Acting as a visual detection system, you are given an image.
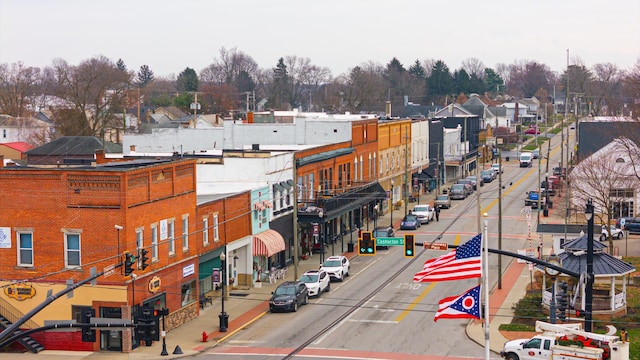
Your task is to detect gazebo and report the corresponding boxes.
[538,233,636,316]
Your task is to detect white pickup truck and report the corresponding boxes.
[500,321,629,360]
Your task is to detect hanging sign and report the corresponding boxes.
[5,283,36,301]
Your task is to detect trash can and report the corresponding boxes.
[543,207,549,217]
[548,200,553,209]
[347,242,354,252]
[505,156,510,162]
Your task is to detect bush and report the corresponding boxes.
[512,293,546,326]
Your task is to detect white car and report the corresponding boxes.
[412,204,435,224]
[320,255,350,282]
[600,225,624,241]
[299,269,330,296]
[491,163,504,174]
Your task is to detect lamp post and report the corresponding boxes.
[390,180,394,229]
[318,210,324,265]
[373,204,379,230]
[218,252,229,332]
[584,198,595,332]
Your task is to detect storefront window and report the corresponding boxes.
[181,280,196,307]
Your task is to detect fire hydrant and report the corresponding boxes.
[202,331,208,342]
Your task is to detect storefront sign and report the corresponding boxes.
[183,263,195,277]
[148,276,161,293]
[212,268,220,283]
[4,283,35,300]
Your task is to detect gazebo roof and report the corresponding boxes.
[535,233,636,277]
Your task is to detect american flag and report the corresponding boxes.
[413,233,482,282]
[434,285,481,322]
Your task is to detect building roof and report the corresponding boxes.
[26,136,122,156]
[0,141,34,152]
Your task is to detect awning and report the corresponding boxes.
[253,229,286,257]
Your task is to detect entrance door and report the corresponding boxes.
[99,307,122,351]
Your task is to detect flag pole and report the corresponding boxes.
[482,212,490,360]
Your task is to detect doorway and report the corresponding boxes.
[99,307,122,351]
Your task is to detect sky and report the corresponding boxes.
[1,0,639,79]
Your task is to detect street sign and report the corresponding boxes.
[426,242,448,250]
[103,264,115,278]
[375,237,404,246]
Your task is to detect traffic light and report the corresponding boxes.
[575,309,588,318]
[81,308,96,342]
[358,231,376,256]
[557,281,568,320]
[139,248,150,271]
[136,306,160,346]
[404,234,415,258]
[124,252,135,276]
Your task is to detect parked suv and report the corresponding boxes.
[449,184,468,200]
[412,204,435,224]
[457,179,474,194]
[320,256,350,282]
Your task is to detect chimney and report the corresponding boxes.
[95,149,106,164]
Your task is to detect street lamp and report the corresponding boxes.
[373,204,379,230]
[318,210,324,265]
[390,180,394,229]
[584,198,595,332]
[218,252,229,332]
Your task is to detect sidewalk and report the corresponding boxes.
[21,179,525,360]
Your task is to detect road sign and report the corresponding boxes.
[426,242,448,250]
[375,237,404,246]
[103,264,115,278]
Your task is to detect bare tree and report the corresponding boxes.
[47,56,131,138]
[622,58,640,119]
[0,62,43,117]
[590,63,623,116]
[461,57,485,79]
[570,139,637,253]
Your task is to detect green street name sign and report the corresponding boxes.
[375,237,404,246]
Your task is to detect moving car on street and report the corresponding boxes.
[372,226,394,249]
[449,184,468,200]
[269,281,309,312]
[491,163,504,174]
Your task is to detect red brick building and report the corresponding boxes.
[0,157,239,353]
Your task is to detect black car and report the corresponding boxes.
[269,281,308,312]
[372,226,394,249]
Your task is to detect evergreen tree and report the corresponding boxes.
[484,68,504,93]
[136,65,155,88]
[177,67,199,92]
[268,58,290,109]
[116,58,127,72]
[453,69,471,95]
[428,60,454,101]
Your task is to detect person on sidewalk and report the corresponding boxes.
[435,206,440,222]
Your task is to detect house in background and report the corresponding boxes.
[0,115,54,145]
[0,141,34,161]
[25,136,122,165]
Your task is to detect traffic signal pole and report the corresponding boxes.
[0,262,123,344]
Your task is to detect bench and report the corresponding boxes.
[199,294,213,309]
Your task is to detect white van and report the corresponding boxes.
[519,152,532,167]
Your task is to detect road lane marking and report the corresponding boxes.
[394,282,437,322]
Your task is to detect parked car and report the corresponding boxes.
[480,170,494,183]
[434,194,451,209]
[625,219,640,234]
[400,214,421,230]
[465,176,480,189]
[449,184,468,200]
[491,163,504,174]
[412,204,435,224]
[457,179,474,194]
[525,127,540,134]
[269,281,309,312]
[600,225,624,241]
[541,179,555,196]
[616,216,637,230]
[553,166,567,178]
[372,226,394,249]
[320,255,350,281]
[299,269,330,297]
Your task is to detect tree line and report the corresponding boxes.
[1,47,639,141]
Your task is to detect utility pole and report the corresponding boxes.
[404,131,409,216]
[498,150,503,289]
[436,144,440,195]
[292,155,299,280]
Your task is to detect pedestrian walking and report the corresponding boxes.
[435,206,440,222]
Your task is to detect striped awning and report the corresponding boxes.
[253,229,286,257]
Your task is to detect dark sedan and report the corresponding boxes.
[269,281,308,312]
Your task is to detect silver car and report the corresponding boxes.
[449,184,467,200]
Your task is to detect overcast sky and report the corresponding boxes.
[1,0,639,79]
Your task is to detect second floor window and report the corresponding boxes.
[17,232,33,267]
[168,221,175,255]
[151,225,159,260]
[182,216,189,250]
[203,217,209,246]
[213,214,219,242]
[65,233,81,268]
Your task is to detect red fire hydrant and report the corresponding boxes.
[202,331,208,342]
